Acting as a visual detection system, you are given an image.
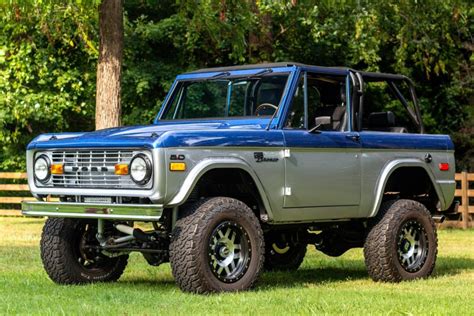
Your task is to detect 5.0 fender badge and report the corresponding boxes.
[170,154,185,160]
[254,152,279,163]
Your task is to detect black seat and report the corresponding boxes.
[313,106,346,131]
[332,106,346,131]
[312,84,347,131]
[368,111,407,133]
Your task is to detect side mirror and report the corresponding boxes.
[308,116,331,133]
[315,116,331,127]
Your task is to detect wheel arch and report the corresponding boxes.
[369,159,446,217]
[167,157,274,220]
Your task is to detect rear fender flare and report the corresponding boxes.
[369,158,445,217]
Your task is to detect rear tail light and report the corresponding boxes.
[438,163,449,171]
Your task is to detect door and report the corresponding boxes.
[281,71,361,220]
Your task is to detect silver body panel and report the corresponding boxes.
[284,149,362,208]
[24,142,455,224]
[161,146,454,223]
[359,149,455,217]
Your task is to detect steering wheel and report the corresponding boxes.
[254,103,278,116]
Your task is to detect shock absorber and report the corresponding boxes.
[96,219,106,245]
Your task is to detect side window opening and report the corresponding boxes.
[285,72,348,131]
[360,80,419,133]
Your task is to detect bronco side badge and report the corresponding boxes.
[254,152,279,163]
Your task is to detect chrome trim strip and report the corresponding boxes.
[22,201,163,221]
[436,180,455,184]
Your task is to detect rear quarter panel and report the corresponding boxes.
[359,132,455,218]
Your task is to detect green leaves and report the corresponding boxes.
[0,0,472,171]
[0,2,98,170]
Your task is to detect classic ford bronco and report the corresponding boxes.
[22,63,455,293]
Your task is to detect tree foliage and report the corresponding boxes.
[0,0,472,170]
[0,3,98,170]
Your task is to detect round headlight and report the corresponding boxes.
[130,154,152,185]
[34,155,51,183]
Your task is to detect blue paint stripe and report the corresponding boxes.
[283,131,360,149]
[159,131,285,147]
[359,132,451,150]
[27,128,452,151]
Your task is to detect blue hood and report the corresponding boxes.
[27,119,285,150]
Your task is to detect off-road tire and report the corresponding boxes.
[364,199,437,282]
[41,218,128,284]
[169,197,265,293]
[264,236,306,271]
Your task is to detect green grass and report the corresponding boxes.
[1,218,473,315]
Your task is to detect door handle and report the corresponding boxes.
[346,134,360,142]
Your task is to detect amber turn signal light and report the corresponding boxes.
[114,164,129,175]
[50,164,64,175]
[170,162,186,171]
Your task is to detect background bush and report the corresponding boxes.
[0,0,472,171]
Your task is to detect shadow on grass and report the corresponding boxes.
[118,263,366,292]
[260,266,367,288]
[119,278,176,288]
[257,255,474,289]
[110,255,474,291]
[3,241,472,293]
[434,256,474,277]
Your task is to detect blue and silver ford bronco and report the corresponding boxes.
[23,63,456,293]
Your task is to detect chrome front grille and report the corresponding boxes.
[50,150,149,189]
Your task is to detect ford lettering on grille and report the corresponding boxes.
[50,150,151,189]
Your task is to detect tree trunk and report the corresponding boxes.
[95,0,123,130]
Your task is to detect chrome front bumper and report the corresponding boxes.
[21,201,163,221]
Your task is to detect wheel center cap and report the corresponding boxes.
[219,246,230,257]
[402,239,411,252]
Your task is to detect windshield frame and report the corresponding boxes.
[155,67,297,125]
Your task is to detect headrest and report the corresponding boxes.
[340,86,346,103]
[368,111,396,128]
[332,106,346,120]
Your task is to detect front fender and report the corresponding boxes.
[166,157,274,220]
[369,158,448,217]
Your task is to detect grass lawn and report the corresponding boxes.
[0,217,473,315]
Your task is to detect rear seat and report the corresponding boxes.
[368,111,407,133]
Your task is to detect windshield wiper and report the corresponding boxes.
[247,68,273,79]
[208,69,272,81]
[209,71,231,80]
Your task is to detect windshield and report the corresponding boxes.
[161,73,289,120]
